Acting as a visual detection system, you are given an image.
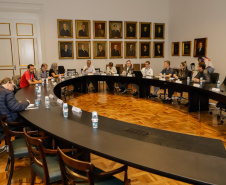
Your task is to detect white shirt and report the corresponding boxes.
[141,67,153,76]
[203,58,214,69]
[83,65,96,74]
[106,66,117,74]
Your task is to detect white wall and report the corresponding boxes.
[168,0,226,81]
[40,0,170,75]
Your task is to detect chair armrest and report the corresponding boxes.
[6,121,27,126]
[9,130,40,137]
[43,147,78,154]
[94,165,127,179]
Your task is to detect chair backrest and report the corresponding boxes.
[23,128,50,183]
[58,66,65,74]
[190,63,195,70]
[46,70,49,77]
[141,63,145,69]
[116,64,123,74]
[188,70,192,78]
[12,75,21,90]
[57,147,94,185]
[95,68,100,73]
[210,73,219,84]
[133,64,140,71]
[223,77,226,86]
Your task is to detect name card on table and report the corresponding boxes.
[71,76,75,78]
[79,74,83,76]
[57,99,63,104]
[72,106,82,113]
[88,73,93,75]
[175,80,182,84]
[212,88,220,92]
[52,82,57,86]
[101,73,107,76]
[114,74,119,76]
[127,74,132,77]
[159,78,166,81]
[193,84,201,87]
[49,94,54,99]
[146,76,152,79]
[169,77,174,81]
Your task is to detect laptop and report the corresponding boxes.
[133,71,142,78]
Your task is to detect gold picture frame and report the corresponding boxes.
[93,41,107,59]
[57,19,73,38]
[139,22,152,39]
[93,21,107,39]
[76,20,91,39]
[172,42,180,56]
[16,23,33,36]
[125,21,137,39]
[153,42,164,58]
[0,38,13,67]
[0,23,11,36]
[125,41,137,59]
[76,41,91,59]
[139,42,151,58]
[194,38,207,57]
[154,23,165,39]
[58,41,74,59]
[109,21,122,39]
[109,41,123,59]
[182,41,191,56]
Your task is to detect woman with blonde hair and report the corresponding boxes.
[49,63,61,78]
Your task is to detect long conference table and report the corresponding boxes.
[16,74,226,185]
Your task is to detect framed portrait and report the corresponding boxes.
[57,19,73,38]
[58,41,74,59]
[109,41,123,59]
[139,42,151,58]
[93,21,107,39]
[172,42,180,56]
[153,42,164,58]
[75,20,91,39]
[154,23,165,39]
[194,38,207,57]
[125,21,137,39]
[76,41,91,59]
[125,41,137,58]
[93,41,107,59]
[109,21,122,39]
[182,41,191,56]
[139,22,151,39]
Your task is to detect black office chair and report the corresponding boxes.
[58,66,65,74]
[210,73,219,83]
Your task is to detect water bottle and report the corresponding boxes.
[163,73,166,79]
[64,71,67,79]
[159,73,162,79]
[63,103,68,118]
[35,99,40,107]
[92,111,98,128]
[46,78,48,84]
[51,78,55,83]
[59,74,61,80]
[37,90,41,101]
[217,80,221,88]
[42,79,45,86]
[38,84,41,91]
[187,76,190,84]
[200,77,203,86]
[45,96,50,109]
[35,84,39,95]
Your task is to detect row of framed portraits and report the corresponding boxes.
[172,38,207,57]
[58,19,165,39]
[59,41,165,59]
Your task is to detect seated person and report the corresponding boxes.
[150,60,174,98]
[163,61,189,103]
[133,61,153,96]
[0,77,30,132]
[198,57,214,74]
[20,64,41,88]
[119,60,134,94]
[35,63,52,80]
[83,60,98,92]
[193,62,210,83]
[49,62,63,78]
[106,62,117,91]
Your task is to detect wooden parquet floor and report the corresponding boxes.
[1,84,226,185]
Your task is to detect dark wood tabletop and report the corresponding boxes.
[16,75,226,185]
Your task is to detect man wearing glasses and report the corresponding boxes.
[0,77,30,123]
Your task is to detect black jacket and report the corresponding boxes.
[0,85,29,122]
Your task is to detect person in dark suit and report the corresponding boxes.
[111,45,120,56]
[61,44,72,57]
[111,24,120,37]
[79,44,89,57]
[127,44,135,56]
[155,44,162,56]
[60,23,70,36]
[79,24,88,37]
[127,25,135,37]
[141,45,149,56]
[95,24,105,37]
[97,44,105,57]
[141,26,150,38]
[196,42,205,56]
[155,26,163,38]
